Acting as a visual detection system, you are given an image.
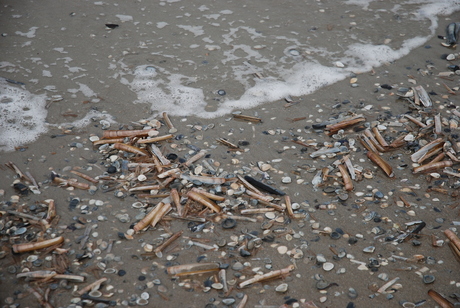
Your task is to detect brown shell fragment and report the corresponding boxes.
[366,151,394,178]
[13,236,64,253]
[338,164,353,191]
[167,262,220,276]
[114,143,149,156]
[427,289,454,308]
[413,160,453,174]
[325,116,365,135]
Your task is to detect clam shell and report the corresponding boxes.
[423,275,435,284]
[323,262,334,271]
[277,246,288,255]
[363,246,375,253]
[88,290,102,298]
[275,283,288,293]
[136,298,149,306]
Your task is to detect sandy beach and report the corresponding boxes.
[2,1,460,307]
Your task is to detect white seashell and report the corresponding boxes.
[282,176,292,184]
[258,162,272,172]
[27,255,39,262]
[143,244,153,252]
[137,174,147,181]
[265,212,276,220]
[275,283,288,293]
[404,134,415,141]
[335,61,345,68]
[136,298,149,306]
[323,262,334,271]
[89,290,102,298]
[277,246,288,254]
[275,216,285,223]
[140,292,150,300]
[363,246,375,253]
[132,202,146,208]
[211,283,224,290]
[104,268,117,274]
[194,165,203,175]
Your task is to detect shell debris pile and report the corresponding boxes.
[3,35,460,308]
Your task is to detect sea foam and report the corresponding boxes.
[124,0,460,119]
[0,79,48,152]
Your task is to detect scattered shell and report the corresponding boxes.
[275,283,289,293]
[281,176,292,184]
[323,262,334,271]
[137,174,147,181]
[447,54,456,61]
[316,280,330,290]
[277,246,288,254]
[212,283,224,290]
[316,254,327,263]
[89,290,102,298]
[363,246,375,253]
[423,275,435,284]
[222,298,236,306]
[348,287,358,299]
[136,298,149,306]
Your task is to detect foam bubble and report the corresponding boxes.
[343,36,428,71]
[127,62,348,119]
[0,80,48,152]
[53,109,116,129]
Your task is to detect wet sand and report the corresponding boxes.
[2,1,460,308]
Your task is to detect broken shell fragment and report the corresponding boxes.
[13,236,64,253]
[238,265,294,288]
[167,262,220,276]
[423,275,435,284]
[363,246,375,253]
[367,151,394,177]
[275,283,289,293]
